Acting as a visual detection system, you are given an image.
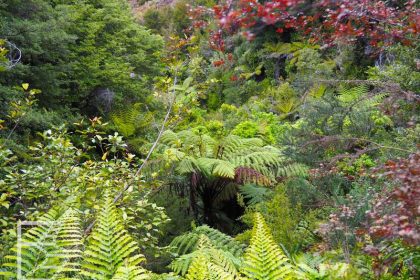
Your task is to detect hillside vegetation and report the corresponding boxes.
[0,0,419,279]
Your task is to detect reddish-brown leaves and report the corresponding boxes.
[367,153,420,245]
[190,0,419,54]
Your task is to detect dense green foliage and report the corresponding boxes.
[0,0,419,279]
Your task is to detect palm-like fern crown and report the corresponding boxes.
[162,130,307,185]
[81,192,146,280]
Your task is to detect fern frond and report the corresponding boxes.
[173,235,241,279]
[241,213,296,280]
[235,167,271,186]
[1,208,83,279]
[176,156,199,174]
[51,208,83,279]
[111,258,150,280]
[170,225,245,257]
[337,85,368,104]
[233,151,282,170]
[81,192,145,280]
[196,158,236,178]
[184,253,209,280]
[111,103,144,137]
[239,184,272,205]
[161,130,181,147]
[276,163,308,178]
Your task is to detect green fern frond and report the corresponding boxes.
[196,158,236,178]
[208,261,242,280]
[173,235,241,279]
[233,150,282,168]
[239,184,272,206]
[111,258,151,280]
[110,103,143,137]
[1,208,83,279]
[176,156,199,174]
[184,253,209,280]
[170,225,246,257]
[81,192,145,280]
[276,163,308,178]
[337,85,368,104]
[161,130,181,147]
[220,135,264,156]
[50,208,83,279]
[241,213,296,280]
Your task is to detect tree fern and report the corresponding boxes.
[163,129,291,185]
[241,213,296,280]
[160,130,307,226]
[81,192,145,280]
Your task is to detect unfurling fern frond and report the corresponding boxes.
[241,213,296,280]
[170,225,245,257]
[81,192,146,280]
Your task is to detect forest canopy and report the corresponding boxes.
[0,0,419,279]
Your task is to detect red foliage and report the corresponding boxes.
[235,166,271,186]
[213,59,225,67]
[230,74,238,81]
[191,0,419,52]
[367,153,420,245]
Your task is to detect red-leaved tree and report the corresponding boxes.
[189,0,419,52]
[367,153,420,245]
